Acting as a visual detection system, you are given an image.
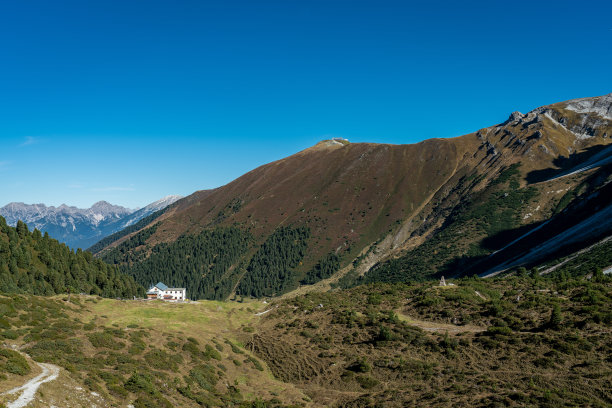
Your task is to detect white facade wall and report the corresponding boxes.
[148,286,186,300]
[162,288,186,300]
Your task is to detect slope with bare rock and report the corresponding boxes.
[92,93,612,299]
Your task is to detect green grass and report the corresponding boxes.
[90,299,257,334]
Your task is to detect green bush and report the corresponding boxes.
[134,394,173,408]
[88,331,125,350]
[107,384,129,398]
[182,340,201,360]
[25,338,82,364]
[355,375,379,389]
[187,364,219,391]
[225,339,245,355]
[246,356,264,371]
[367,294,382,305]
[0,317,11,329]
[124,372,157,395]
[376,325,394,342]
[486,326,513,337]
[144,349,178,371]
[204,344,222,361]
[548,305,563,329]
[0,349,30,375]
[347,359,371,373]
[128,341,146,355]
[1,330,19,340]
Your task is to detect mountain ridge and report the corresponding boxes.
[94,92,612,299]
[0,195,182,250]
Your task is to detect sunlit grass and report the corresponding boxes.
[89,299,261,335]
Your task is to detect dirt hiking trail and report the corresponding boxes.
[3,361,60,408]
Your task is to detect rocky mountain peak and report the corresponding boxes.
[564,92,612,120]
[90,200,130,213]
[493,93,612,149]
[0,197,179,249]
[505,111,524,124]
[91,200,111,209]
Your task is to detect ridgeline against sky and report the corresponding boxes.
[1,0,611,208]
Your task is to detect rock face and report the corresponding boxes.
[0,196,182,249]
[565,93,612,120]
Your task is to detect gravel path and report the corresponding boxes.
[3,361,60,408]
[255,306,277,316]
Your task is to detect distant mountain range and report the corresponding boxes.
[91,92,612,300]
[0,195,182,249]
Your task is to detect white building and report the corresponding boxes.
[146,282,186,301]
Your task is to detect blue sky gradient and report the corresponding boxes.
[1,0,611,208]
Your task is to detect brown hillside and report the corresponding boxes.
[95,93,612,295]
[134,137,483,269]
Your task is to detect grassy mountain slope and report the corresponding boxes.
[249,274,611,407]
[0,272,609,407]
[0,295,308,407]
[93,93,612,299]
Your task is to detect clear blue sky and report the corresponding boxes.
[1,0,611,209]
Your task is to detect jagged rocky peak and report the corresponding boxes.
[564,92,612,120]
[501,93,612,130]
[507,111,524,123]
[0,196,179,249]
[90,200,131,213]
[493,93,612,145]
[502,110,545,129]
[91,200,111,209]
[57,203,86,214]
[547,93,612,140]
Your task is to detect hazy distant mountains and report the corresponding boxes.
[116,195,183,229]
[0,195,182,249]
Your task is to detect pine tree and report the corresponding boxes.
[16,220,29,238]
[549,304,563,329]
[0,220,143,297]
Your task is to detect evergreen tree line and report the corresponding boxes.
[237,226,311,298]
[106,223,346,300]
[114,227,251,300]
[300,252,341,285]
[100,223,161,265]
[0,216,143,297]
